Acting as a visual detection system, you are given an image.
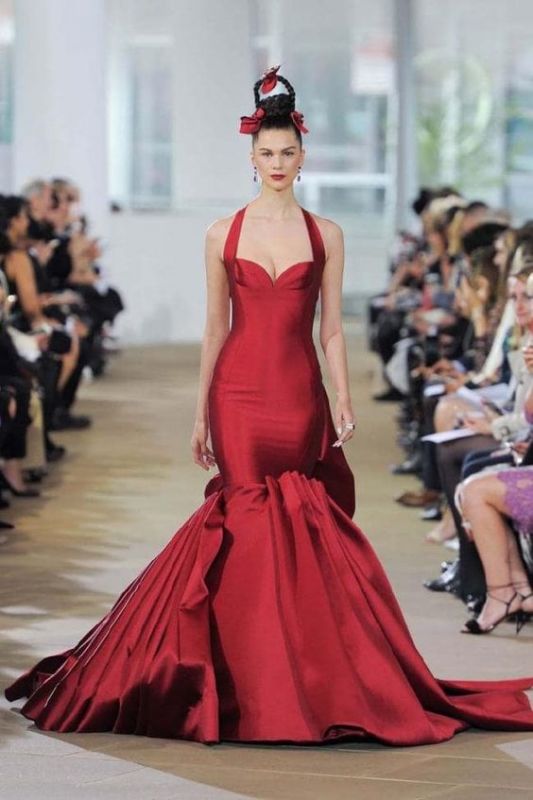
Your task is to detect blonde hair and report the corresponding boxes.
[508,265,533,346]
[21,179,48,199]
[447,209,465,257]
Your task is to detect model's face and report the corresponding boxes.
[251,128,304,190]
[508,276,530,327]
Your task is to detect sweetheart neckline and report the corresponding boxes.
[235,258,314,287]
[233,203,317,288]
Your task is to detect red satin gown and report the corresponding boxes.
[5,204,533,745]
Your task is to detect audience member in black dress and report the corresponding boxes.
[0,194,93,433]
[0,175,124,543]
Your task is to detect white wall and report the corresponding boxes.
[13,0,109,239]
[0,142,11,189]
[108,0,253,211]
[108,209,219,344]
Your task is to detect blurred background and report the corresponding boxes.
[0,0,532,343]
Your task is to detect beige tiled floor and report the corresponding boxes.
[0,338,532,800]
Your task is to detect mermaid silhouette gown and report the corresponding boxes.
[5,205,533,745]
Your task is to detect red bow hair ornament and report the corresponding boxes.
[239,107,266,135]
[239,107,309,135]
[260,64,281,94]
[290,110,309,134]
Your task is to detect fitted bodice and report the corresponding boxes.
[206,203,353,495]
[211,204,326,393]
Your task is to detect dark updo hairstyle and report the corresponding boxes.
[251,72,302,147]
[0,194,28,222]
[0,194,28,255]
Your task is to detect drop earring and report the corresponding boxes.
[253,166,258,183]
[297,166,302,182]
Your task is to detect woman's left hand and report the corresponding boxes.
[333,397,357,447]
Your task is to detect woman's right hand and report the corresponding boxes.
[191,419,217,471]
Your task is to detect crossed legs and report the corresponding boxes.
[458,474,533,631]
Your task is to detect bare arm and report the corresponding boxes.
[191,219,231,470]
[318,220,357,444]
[525,383,533,424]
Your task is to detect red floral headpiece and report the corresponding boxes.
[260,64,281,94]
[239,65,309,135]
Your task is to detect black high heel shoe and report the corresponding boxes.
[0,472,40,498]
[461,583,523,635]
[514,583,533,634]
[23,468,45,483]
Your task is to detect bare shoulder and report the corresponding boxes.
[205,210,241,260]
[6,248,28,264]
[5,248,31,273]
[205,210,240,242]
[306,212,344,259]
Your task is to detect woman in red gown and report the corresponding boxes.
[5,67,533,746]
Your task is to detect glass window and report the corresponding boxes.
[0,0,14,145]
[0,44,13,144]
[504,47,533,219]
[128,45,173,209]
[414,0,533,220]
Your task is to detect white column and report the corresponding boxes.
[171,0,254,209]
[13,0,108,238]
[394,0,418,230]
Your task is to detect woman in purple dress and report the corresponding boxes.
[457,274,533,634]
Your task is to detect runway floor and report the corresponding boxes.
[1,333,532,799]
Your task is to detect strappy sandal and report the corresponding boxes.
[513,581,533,633]
[461,582,524,635]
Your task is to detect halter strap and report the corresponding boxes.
[222,204,326,270]
[302,208,326,268]
[223,206,247,268]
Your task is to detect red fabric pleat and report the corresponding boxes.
[6,470,533,745]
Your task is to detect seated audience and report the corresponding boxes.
[369,184,533,631]
[0,176,124,538]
